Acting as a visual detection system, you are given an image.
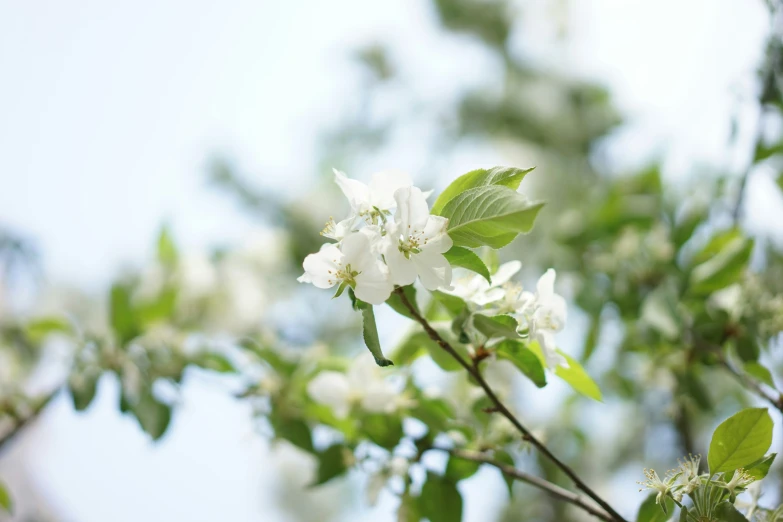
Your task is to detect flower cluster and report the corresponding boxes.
[298,170,454,304]
[446,261,568,369]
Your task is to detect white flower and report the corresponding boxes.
[445,261,522,307]
[306,355,402,418]
[298,231,393,305]
[382,186,453,290]
[518,269,568,370]
[333,169,412,225]
[638,468,681,505]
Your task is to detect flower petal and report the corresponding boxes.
[421,215,453,254]
[341,231,376,273]
[369,170,412,210]
[536,268,556,302]
[383,242,418,287]
[334,168,371,213]
[355,262,393,304]
[307,371,352,418]
[412,251,452,290]
[301,243,343,288]
[491,261,522,287]
[394,186,431,232]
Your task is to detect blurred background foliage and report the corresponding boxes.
[2,0,783,521]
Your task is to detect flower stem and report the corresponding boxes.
[392,287,628,522]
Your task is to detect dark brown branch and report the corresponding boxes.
[437,447,615,522]
[393,287,628,522]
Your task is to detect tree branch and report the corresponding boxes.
[0,390,59,455]
[719,356,783,413]
[436,446,615,522]
[393,287,628,522]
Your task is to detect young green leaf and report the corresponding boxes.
[0,480,12,514]
[473,314,521,339]
[419,472,463,522]
[430,291,468,318]
[385,285,419,320]
[432,166,535,215]
[110,283,139,345]
[708,408,773,474]
[273,417,315,454]
[689,236,753,295]
[133,389,173,441]
[311,444,350,486]
[445,456,480,482]
[362,414,404,450]
[440,185,544,248]
[743,362,775,388]
[495,340,546,388]
[528,342,602,401]
[157,225,179,268]
[744,453,776,481]
[713,501,749,522]
[68,371,101,411]
[636,493,673,522]
[356,300,394,367]
[443,246,492,283]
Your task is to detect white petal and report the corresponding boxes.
[383,242,418,287]
[536,268,556,302]
[355,262,393,304]
[413,252,452,290]
[421,215,453,254]
[322,215,358,241]
[491,261,522,287]
[369,170,412,210]
[301,243,343,289]
[361,381,398,413]
[394,186,431,232]
[534,331,567,370]
[333,168,371,213]
[472,286,505,306]
[307,371,351,417]
[341,231,376,273]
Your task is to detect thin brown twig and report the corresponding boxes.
[393,287,628,522]
[0,390,59,455]
[719,356,783,413]
[436,447,615,522]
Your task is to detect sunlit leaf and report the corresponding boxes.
[431,166,534,215]
[708,408,773,474]
[443,246,491,283]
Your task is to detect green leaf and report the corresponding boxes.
[68,371,101,411]
[441,185,544,249]
[708,408,773,474]
[430,291,467,318]
[743,362,775,388]
[495,340,547,388]
[157,225,179,268]
[636,493,674,522]
[445,456,480,482]
[356,300,394,367]
[273,417,315,454]
[409,396,455,432]
[473,314,520,339]
[713,501,749,522]
[528,342,602,401]
[679,506,689,522]
[744,453,776,481]
[110,283,139,345]
[0,480,12,514]
[195,352,236,373]
[311,444,349,486]
[777,173,783,192]
[385,285,419,320]
[133,389,173,441]
[362,414,403,450]
[396,329,469,372]
[689,235,753,295]
[443,246,492,283]
[494,450,515,497]
[432,166,535,215]
[25,316,73,343]
[419,472,463,522]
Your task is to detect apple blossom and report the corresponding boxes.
[382,186,453,290]
[298,231,393,305]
